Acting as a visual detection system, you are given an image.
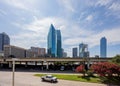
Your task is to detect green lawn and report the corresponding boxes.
[34,74,101,83]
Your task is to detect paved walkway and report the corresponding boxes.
[0,71,117,86]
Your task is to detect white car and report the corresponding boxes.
[41,75,58,83]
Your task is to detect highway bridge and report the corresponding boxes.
[0,57,112,70]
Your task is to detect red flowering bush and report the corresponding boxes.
[75,65,86,76]
[91,62,120,77]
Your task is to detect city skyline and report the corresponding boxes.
[0,0,120,57]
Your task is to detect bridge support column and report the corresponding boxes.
[9,62,12,68]
[25,62,28,67]
[46,61,49,70]
[35,62,37,65]
[41,61,43,70]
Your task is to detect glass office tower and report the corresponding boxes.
[100,37,107,58]
[0,32,10,51]
[47,24,62,57]
[47,24,56,57]
[79,43,89,58]
[56,30,62,57]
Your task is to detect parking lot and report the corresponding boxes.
[0,71,110,86]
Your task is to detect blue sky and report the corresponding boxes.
[0,0,120,57]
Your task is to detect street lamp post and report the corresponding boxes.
[12,58,18,86]
[12,59,15,86]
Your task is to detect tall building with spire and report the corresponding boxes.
[47,24,62,57]
[100,37,107,58]
[0,32,10,51]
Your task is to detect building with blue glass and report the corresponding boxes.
[56,30,62,57]
[0,32,10,52]
[79,43,89,58]
[47,24,56,57]
[100,37,107,58]
[47,24,62,57]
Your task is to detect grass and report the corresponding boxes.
[99,76,120,85]
[34,74,101,83]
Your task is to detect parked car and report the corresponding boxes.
[41,75,58,83]
[60,66,64,71]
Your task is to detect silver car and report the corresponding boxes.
[41,75,58,83]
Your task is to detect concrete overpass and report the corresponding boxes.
[0,57,112,70]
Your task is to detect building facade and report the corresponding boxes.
[100,37,107,58]
[47,24,62,57]
[25,50,38,58]
[4,45,26,58]
[4,45,37,58]
[39,48,46,56]
[0,32,10,51]
[63,52,67,57]
[30,47,46,57]
[79,43,89,58]
[72,47,78,57]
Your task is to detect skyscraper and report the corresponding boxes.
[47,24,62,57]
[100,37,107,57]
[56,30,62,57]
[79,43,89,58]
[47,24,56,57]
[72,47,78,57]
[0,32,10,51]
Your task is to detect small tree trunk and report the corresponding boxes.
[83,71,85,77]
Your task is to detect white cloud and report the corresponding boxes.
[11,17,67,49]
[64,28,120,48]
[95,0,120,18]
[96,0,112,6]
[109,2,120,12]
[58,0,75,12]
[85,15,93,21]
[10,32,43,48]
[1,0,39,12]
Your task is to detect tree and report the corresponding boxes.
[111,55,120,65]
[75,65,86,77]
[91,62,120,77]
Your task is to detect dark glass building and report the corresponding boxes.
[47,24,62,57]
[72,47,78,57]
[56,30,62,57]
[100,37,107,58]
[0,32,10,51]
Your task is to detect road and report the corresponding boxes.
[0,71,116,86]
